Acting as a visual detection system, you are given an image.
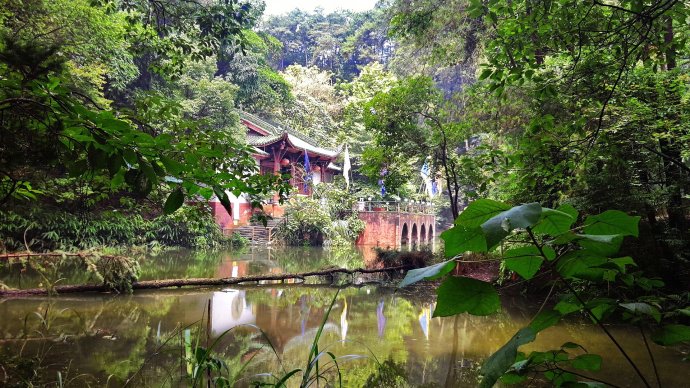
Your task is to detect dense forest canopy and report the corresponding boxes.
[2,0,688,270]
[1,0,690,387]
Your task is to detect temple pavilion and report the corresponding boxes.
[211,112,342,230]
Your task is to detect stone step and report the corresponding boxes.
[250,218,284,228]
[227,218,283,245]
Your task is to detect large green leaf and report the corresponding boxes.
[399,259,457,288]
[503,245,555,281]
[98,117,131,133]
[163,187,184,215]
[123,149,138,166]
[480,327,537,388]
[505,245,555,260]
[161,155,185,175]
[481,203,542,249]
[609,257,636,272]
[139,158,158,183]
[586,298,617,321]
[571,354,602,371]
[532,204,578,236]
[583,210,640,237]
[433,276,500,317]
[505,256,543,280]
[529,310,562,333]
[441,225,487,257]
[651,325,690,346]
[556,251,607,280]
[620,302,661,323]
[213,186,232,214]
[576,234,623,256]
[555,298,582,316]
[455,199,511,227]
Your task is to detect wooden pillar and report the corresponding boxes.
[271,146,281,203]
[272,146,281,174]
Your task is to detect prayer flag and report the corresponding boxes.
[343,144,351,189]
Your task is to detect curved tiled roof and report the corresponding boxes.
[241,112,342,159]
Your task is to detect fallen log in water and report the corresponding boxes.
[0,265,410,297]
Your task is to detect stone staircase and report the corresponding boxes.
[228,217,284,246]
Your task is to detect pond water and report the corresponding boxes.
[0,248,687,387]
[0,246,375,289]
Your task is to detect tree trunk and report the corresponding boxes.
[0,266,411,297]
[660,16,685,232]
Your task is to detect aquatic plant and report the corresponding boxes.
[251,289,371,388]
[84,253,140,293]
[0,298,98,387]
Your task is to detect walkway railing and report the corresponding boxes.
[354,200,435,215]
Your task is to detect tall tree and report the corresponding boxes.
[0,0,287,213]
[363,76,501,218]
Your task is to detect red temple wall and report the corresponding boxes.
[211,202,232,230]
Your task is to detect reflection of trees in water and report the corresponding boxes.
[0,254,109,289]
[269,246,365,273]
[236,287,420,386]
[5,287,682,387]
[138,249,225,280]
[137,246,368,282]
[0,294,182,385]
[0,288,527,387]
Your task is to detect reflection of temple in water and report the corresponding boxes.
[210,290,256,336]
[209,289,340,354]
[214,257,283,279]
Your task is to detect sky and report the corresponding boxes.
[262,0,378,16]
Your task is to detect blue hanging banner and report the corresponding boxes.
[379,167,388,197]
[303,149,312,192]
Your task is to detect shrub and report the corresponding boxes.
[275,190,367,246]
[0,204,229,251]
[275,196,331,246]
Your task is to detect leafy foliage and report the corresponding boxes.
[0,0,289,218]
[275,186,365,247]
[260,8,394,81]
[401,199,690,386]
[0,205,233,251]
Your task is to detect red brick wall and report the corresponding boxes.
[356,212,400,247]
[356,211,436,248]
[266,204,286,218]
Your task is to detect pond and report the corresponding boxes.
[0,248,687,387]
[0,246,376,289]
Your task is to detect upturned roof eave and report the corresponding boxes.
[241,111,341,159]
